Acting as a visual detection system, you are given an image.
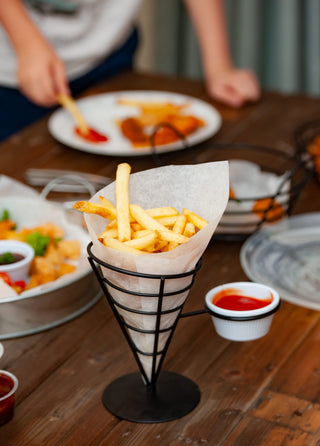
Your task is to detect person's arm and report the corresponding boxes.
[0,0,69,106]
[183,0,260,107]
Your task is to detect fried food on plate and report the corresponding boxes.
[307,135,320,179]
[252,198,284,222]
[0,212,81,293]
[118,99,205,148]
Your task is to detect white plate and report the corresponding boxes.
[48,90,221,156]
[240,213,320,310]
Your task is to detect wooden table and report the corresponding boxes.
[1,72,320,445]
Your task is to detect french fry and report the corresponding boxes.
[143,244,156,253]
[100,195,134,223]
[132,229,155,239]
[99,196,117,217]
[154,240,169,252]
[57,94,89,135]
[168,214,187,250]
[172,214,187,234]
[116,163,131,242]
[130,222,144,232]
[105,219,118,229]
[183,222,196,238]
[130,204,169,232]
[157,230,189,244]
[124,231,158,250]
[146,207,179,218]
[98,228,118,241]
[183,208,208,230]
[130,205,189,244]
[102,237,144,255]
[153,216,177,227]
[73,201,115,220]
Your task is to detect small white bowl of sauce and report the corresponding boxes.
[0,369,19,425]
[0,240,34,283]
[205,282,280,341]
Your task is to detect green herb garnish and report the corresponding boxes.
[0,209,9,221]
[0,252,15,264]
[25,232,50,256]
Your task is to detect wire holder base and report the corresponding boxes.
[87,242,202,423]
[102,371,200,423]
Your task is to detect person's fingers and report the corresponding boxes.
[38,69,58,105]
[220,89,244,108]
[207,68,261,108]
[17,51,68,107]
[235,71,260,101]
[210,83,244,108]
[23,78,56,107]
[18,66,50,106]
[52,61,70,97]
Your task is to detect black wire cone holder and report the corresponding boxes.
[87,242,203,423]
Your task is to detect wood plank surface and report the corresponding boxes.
[0,71,319,445]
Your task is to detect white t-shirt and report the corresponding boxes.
[0,0,142,87]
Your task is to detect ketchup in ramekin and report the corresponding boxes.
[0,370,18,425]
[205,282,280,342]
[212,288,272,311]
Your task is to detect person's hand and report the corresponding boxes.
[16,37,70,107]
[207,68,260,108]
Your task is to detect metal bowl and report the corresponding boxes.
[0,270,101,339]
[0,193,101,339]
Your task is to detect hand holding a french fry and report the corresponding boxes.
[73,163,209,255]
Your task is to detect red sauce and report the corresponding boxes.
[75,127,108,143]
[212,288,272,311]
[0,372,16,426]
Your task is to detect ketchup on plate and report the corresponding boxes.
[212,288,272,311]
[75,127,108,143]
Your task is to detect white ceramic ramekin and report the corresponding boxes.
[205,282,280,342]
[0,240,34,283]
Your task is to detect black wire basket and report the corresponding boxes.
[87,242,203,423]
[294,120,320,183]
[202,143,312,240]
[148,126,311,241]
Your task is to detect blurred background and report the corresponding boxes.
[136,0,320,96]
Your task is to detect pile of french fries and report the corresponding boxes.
[73,163,208,255]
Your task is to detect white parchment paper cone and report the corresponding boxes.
[85,162,229,380]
